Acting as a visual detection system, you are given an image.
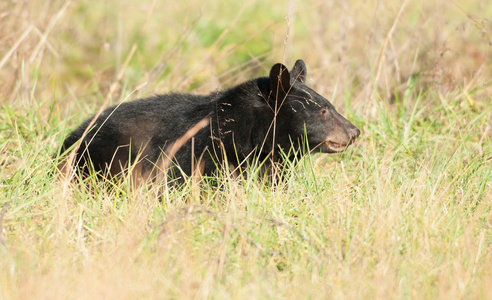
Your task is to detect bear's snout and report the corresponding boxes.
[321,120,360,153]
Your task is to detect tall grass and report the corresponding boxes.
[1,0,491,299]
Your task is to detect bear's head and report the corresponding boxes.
[268,59,360,154]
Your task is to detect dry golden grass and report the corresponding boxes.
[1,0,491,299]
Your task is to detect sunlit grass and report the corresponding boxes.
[1,0,491,299]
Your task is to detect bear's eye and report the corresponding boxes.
[320,106,329,115]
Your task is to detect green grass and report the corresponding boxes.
[1,0,491,299]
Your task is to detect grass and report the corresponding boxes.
[1,0,491,299]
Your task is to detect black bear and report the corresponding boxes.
[59,59,360,182]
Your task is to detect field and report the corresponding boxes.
[1,0,491,298]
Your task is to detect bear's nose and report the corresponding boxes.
[350,127,361,140]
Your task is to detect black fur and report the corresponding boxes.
[60,60,360,181]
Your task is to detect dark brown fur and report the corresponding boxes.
[59,60,360,183]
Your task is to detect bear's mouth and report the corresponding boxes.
[323,139,356,152]
[325,141,348,152]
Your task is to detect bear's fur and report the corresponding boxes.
[59,60,360,182]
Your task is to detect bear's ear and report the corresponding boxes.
[291,59,306,83]
[269,63,291,102]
